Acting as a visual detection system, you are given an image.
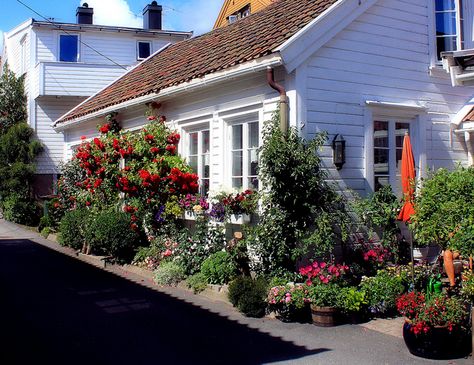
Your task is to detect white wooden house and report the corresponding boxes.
[53,0,474,198]
[1,3,191,195]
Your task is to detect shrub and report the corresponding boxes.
[228,276,268,317]
[40,227,51,239]
[2,194,40,226]
[186,273,208,294]
[84,209,144,263]
[38,215,54,232]
[58,208,89,250]
[154,262,186,286]
[359,270,405,316]
[201,251,237,285]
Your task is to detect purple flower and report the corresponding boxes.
[154,205,166,223]
[210,202,225,222]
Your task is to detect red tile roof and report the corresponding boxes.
[56,0,338,125]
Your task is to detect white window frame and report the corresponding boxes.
[224,111,261,191]
[58,34,80,63]
[430,0,464,65]
[364,102,427,195]
[137,41,152,61]
[183,125,211,196]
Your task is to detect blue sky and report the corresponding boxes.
[1,0,223,50]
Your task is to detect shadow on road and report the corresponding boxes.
[0,239,329,365]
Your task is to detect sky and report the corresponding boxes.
[0,0,223,51]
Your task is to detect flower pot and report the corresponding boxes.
[230,213,251,224]
[310,305,338,327]
[444,249,456,287]
[413,244,441,264]
[275,304,311,323]
[402,321,471,360]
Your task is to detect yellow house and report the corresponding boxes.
[213,0,274,29]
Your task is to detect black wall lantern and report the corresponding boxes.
[332,134,346,170]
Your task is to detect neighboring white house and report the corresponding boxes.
[1,2,191,195]
[53,0,474,198]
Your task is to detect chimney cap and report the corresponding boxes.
[82,2,89,7]
[151,1,158,5]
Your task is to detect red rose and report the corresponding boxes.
[99,124,110,134]
[147,116,157,121]
[150,147,160,154]
[166,145,176,155]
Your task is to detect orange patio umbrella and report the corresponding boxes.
[397,132,416,222]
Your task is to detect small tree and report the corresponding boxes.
[0,64,28,134]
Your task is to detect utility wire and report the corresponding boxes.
[16,0,127,70]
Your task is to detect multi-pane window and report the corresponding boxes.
[188,129,210,195]
[435,0,463,60]
[59,35,79,62]
[373,120,410,194]
[230,118,259,190]
[137,41,151,60]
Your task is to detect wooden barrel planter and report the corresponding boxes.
[402,321,471,360]
[311,305,338,327]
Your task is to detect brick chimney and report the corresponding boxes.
[77,3,93,25]
[143,1,162,30]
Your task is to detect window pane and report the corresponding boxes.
[189,156,198,173]
[374,149,389,174]
[232,125,243,150]
[201,179,210,196]
[374,121,388,147]
[248,122,259,148]
[396,148,403,170]
[232,178,243,189]
[138,42,151,59]
[436,0,455,11]
[249,177,259,190]
[202,154,210,178]
[248,149,258,176]
[60,35,78,62]
[436,13,457,36]
[395,122,410,148]
[375,176,390,191]
[437,36,457,56]
[202,130,210,154]
[232,151,243,176]
[189,132,198,155]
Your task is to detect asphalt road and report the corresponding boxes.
[0,220,471,365]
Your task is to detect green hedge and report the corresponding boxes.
[58,208,89,250]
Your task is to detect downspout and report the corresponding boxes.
[267,67,288,134]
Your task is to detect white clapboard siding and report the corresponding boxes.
[302,0,474,195]
[41,62,127,96]
[35,29,56,63]
[35,97,86,174]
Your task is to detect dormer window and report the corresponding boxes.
[435,0,463,60]
[137,41,151,60]
[227,4,251,25]
[59,34,79,62]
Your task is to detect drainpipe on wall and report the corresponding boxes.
[267,67,288,134]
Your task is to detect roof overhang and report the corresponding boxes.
[441,49,474,87]
[53,53,283,132]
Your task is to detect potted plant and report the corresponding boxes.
[338,286,368,323]
[267,284,311,323]
[300,261,349,326]
[411,166,474,286]
[396,292,470,359]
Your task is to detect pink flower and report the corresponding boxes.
[320,262,327,269]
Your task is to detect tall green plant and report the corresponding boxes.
[411,166,474,251]
[250,112,350,275]
[0,64,27,134]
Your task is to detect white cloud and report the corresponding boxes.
[80,0,142,28]
[162,0,222,35]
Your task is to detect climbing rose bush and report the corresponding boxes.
[66,117,199,226]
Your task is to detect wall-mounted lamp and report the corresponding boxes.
[332,134,346,170]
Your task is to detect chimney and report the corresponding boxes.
[77,3,93,25]
[143,1,162,30]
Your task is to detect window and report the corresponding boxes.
[187,129,210,195]
[59,35,79,62]
[228,4,251,24]
[373,120,410,194]
[229,117,259,190]
[435,0,463,60]
[137,41,151,60]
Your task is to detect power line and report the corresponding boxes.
[16,0,127,70]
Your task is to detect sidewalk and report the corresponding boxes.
[0,218,471,364]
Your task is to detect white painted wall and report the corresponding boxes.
[297,0,474,196]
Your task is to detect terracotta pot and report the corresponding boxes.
[444,249,455,286]
[402,321,470,359]
[310,305,338,327]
